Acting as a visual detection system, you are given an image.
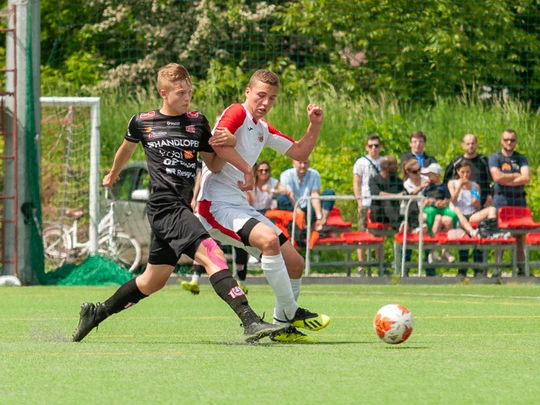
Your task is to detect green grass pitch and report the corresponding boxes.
[1,283,539,404]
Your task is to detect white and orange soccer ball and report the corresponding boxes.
[373,304,414,344]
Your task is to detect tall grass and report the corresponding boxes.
[97,90,540,215]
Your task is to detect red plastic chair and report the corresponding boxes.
[498,206,540,229]
[325,206,352,228]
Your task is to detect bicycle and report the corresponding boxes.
[42,195,142,273]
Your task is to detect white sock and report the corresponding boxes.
[290,277,301,301]
[191,273,200,283]
[261,254,298,322]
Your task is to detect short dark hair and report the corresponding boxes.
[366,134,380,145]
[410,131,426,142]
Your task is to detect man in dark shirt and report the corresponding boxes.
[489,129,530,274]
[443,134,492,276]
[400,130,438,170]
[71,63,286,343]
[369,156,406,231]
[444,134,492,207]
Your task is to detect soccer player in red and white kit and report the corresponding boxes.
[198,69,330,342]
[71,63,288,343]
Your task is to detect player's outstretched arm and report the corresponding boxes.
[103,140,138,188]
[285,103,324,161]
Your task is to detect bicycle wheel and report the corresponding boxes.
[99,232,142,273]
[42,227,71,268]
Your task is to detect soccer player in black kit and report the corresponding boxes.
[72,63,287,343]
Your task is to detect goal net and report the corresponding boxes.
[40,97,100,272]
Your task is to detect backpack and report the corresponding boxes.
[477,218,499,237]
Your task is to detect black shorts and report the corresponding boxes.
[147,203,209,267]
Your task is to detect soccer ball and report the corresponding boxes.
[373,304,414,344]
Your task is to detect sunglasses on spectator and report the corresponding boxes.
[367,144,380,148]
[257,169,270,173]
[502,138,516,143]
[408,169,420,174]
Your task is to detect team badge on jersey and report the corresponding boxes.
[185,125,196,133]
[184,150,194,159]
[187,111,199,118]
[140,111,155,119]
[258,131,264,142]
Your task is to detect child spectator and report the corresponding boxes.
[422,163,458,263]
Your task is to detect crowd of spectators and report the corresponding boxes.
[225,128,530,278]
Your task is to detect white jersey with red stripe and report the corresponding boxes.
[198,103,294,205]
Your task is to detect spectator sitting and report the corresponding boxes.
[247,160,293,216]
[422,163,458,263]
[369,156,407,231]
[277,159,335,231]
[402,158,430,231]
[448,159,497,238]
[444,133,493,208]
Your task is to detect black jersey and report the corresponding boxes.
[125,109,213,206]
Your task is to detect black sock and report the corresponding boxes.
[192,264,205,275]
[236,267,247,282]
[209,270,258,325]
[98,278,148,322]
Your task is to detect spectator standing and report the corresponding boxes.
[488,129,530,274]
[400,131,438,275]
[352,134,382,275]
[278,159,336,231]
[444,134,493,276]
[444,134,493,208]
[400,131,438,170]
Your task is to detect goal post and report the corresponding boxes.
[40,97,101,257]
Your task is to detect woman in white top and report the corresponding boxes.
[246,160,292,215]
[448,159,496,237]
[402,159,430,230]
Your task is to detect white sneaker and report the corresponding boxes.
[248,256,259,264]
[441,251,456,263]
[470,229,479,239]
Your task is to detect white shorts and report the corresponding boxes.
[197,200,283,258]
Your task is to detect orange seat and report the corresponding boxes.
[526,233,540,244]
[395,232,438,244]
[325,206,352,228]
[498,206,540,229]
[341,231,384,244]
[366,209,393,230]
[264,209,305,241]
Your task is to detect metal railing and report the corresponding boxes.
[291,194,425,276]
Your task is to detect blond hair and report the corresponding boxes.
[248,69,280,88]
[157,63,191,92]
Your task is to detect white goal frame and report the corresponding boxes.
[40,97,101,254]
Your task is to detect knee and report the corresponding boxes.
[137,276,167,295]
[257,232,281,252]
